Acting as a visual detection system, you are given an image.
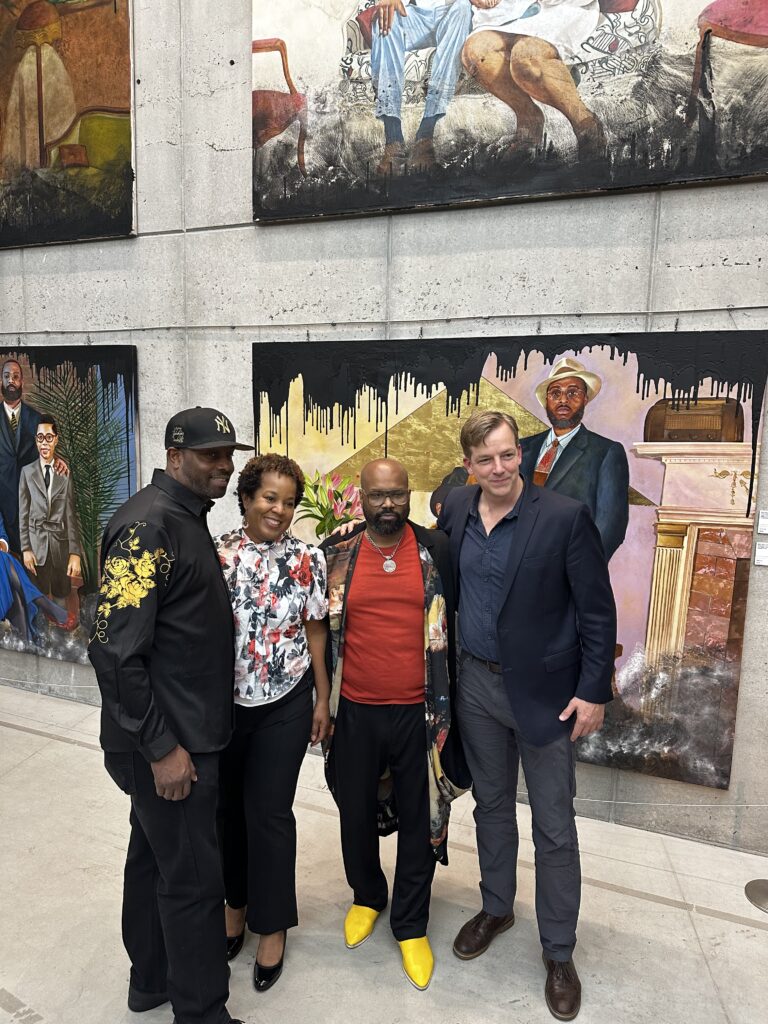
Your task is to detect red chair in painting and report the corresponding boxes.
[686,1,768,124]
[252,38,307,176]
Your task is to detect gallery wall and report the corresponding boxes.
[1,0,767,854]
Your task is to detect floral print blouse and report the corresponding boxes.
[216,529,328,707]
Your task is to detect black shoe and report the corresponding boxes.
[226,928,245,961]
[253,931,286,993]
[127,985,169,1012]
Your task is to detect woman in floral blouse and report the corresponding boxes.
[216,453,330,994]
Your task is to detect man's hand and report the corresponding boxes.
[377,0,408,37]
[331,518,363,538]
[471,0,503,8]
[23,549,36,574]
[0,539,8,553]
[151,745,197,801]
[559,698,604,741]
[67,554,81,577]
[311,698,331,746]
[53,457,69,477]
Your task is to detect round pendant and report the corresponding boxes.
[382,558,397,573]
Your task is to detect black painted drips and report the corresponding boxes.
[1,345,138,398]
[253,332,767,512]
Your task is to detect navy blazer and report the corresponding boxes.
[0,401,41,554]
[438,482,616,745]
[520,425,629,561]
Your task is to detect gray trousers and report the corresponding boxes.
[457,654,581,961]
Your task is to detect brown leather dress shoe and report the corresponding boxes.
[452,909,515,960]
[542,954,581,1021]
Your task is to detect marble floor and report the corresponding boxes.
[1,684,767,1024]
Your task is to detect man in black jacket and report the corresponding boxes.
[89,407,252,1024]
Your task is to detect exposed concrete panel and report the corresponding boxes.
[184,220,390,327]
[0,249,25,334]
[653,183,768,314]
[19,235,184,334]
[182,0,252,229]
[132,0,184,234]
[388,194,659,322]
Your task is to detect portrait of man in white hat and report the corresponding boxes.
[520,356,630,561]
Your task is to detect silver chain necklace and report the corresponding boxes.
[365,531,404,573]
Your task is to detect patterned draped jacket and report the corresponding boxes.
[321,521,469,865]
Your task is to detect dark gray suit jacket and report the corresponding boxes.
[520,425,629,561]
[19,460,81,565]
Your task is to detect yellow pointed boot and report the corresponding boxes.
[399,937,434,991]
[344,905,380,949]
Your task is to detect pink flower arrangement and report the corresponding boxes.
[294,471,363,538]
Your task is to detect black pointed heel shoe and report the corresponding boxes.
[253,932,286,993]
[226,928,245,961]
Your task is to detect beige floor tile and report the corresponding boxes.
[687,912,768,1024]
[0,723,52,779]
[0,683,95,730]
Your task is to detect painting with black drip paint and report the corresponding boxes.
[252,1,768,221]
[0,345,138,664]
[253,332,767,788]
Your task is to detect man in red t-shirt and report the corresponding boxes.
[322,458,463,991]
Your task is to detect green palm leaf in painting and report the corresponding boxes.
[32,363,129,589]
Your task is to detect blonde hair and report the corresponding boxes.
[460,410,520,458]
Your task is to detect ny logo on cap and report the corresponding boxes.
[172,426,184,443]
[215,415,231,435]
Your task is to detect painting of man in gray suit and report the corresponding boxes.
[19,417,82,607]
[520,357,629,562]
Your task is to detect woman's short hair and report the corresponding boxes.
[460,410,520,458]
[236,453,305,517]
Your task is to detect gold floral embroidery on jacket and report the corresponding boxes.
[90,523,173,644]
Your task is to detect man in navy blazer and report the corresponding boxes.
[438,409,616,1021]
[0,359,69,556]
[519,357,629,562]
[0,359,42,555]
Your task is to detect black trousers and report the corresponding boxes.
[218,678,313,934]
[334,697,435,940]
[104,750,231,1024]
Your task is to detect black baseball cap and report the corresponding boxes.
[164,407,254,451]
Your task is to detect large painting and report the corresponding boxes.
[253,333,766,789]
[0,1,133,248]
[0,346,138,663]
[252,1,768,221]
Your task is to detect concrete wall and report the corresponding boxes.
[1,0,768,854]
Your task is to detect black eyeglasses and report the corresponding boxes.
[35,433,56,443]
[362,489,409,506]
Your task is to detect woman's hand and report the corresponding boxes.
[311,697,331,745]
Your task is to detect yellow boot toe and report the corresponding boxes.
[344,905,380,949]
[399,937,434,990]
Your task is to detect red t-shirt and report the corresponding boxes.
[341,525,425,704]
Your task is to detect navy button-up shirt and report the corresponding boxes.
[458,483,524,663]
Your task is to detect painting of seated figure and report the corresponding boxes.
[252,1,768,220]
